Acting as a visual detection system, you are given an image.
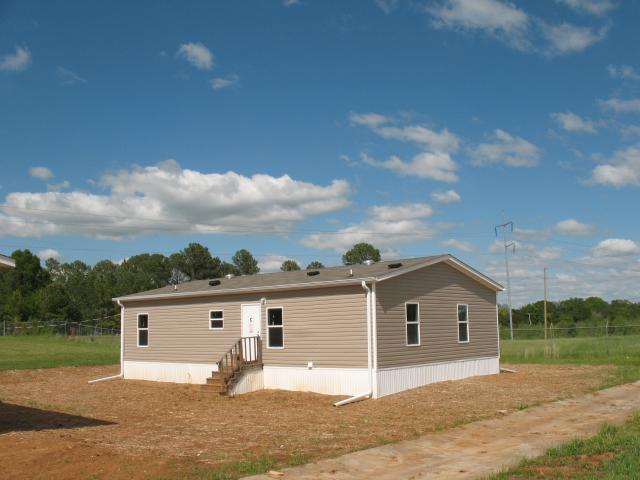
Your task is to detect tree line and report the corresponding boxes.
[499,297,640,330]
[0,242,382,327]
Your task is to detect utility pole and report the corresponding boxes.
[495,221,515,340]
[543,267,548,341]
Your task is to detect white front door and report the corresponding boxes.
[241,304,261,361]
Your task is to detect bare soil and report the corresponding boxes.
[0,364,614,480]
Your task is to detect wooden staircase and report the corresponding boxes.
[204,336,262,396]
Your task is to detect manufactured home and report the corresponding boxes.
[113,255,503,399]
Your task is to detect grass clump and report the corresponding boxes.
[490,414,640,479]
[0,335,119,370]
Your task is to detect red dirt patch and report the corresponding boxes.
[0,364,613,479]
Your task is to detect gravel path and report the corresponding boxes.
[246,381,640,480]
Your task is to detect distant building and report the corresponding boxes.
[0,254,15,269]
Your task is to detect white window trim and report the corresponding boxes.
[137,312,149,348]
[266,306,285,349]
[457,303,470,344]
[405,302,421,347]
[209,309,224,330]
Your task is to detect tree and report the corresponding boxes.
[171,243,221,280]
[280,259,301,271]
[232,249,260,275]
[219,262,241,277]
[306,261,325,269]
[342,243,381,265]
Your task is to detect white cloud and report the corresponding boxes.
[541,23,608,56]
[441,238,475,252]
[374,0,399,14]
[589,146,640,187]
[302,202,436,251]
[550,111,597,134]
[38,249,61,262]
[350,112,460,182]
[555,219,596,236]
[0,45,31,72]
[258,254,299,272]
[349,112,389,128]
[176,42,214,70]
[431,189,461,204]
[426,0,531,51]
[349,112,459,153]
[621,125,640,138]
[593,238,640,257]
[0,160,350,239]
[47,180,70,192]
[29,166,54,181]
[283,0,300,6]
[56,66,87,85]
[210,74,239,90]
[555,272,577,282]
[469,129,540,167]
[361,152,459,182]
[369,203,433,221]
[607,65,640,81]
[557,0,615,16]
[599,98,640,114]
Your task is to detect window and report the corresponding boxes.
[137,314,149,347]
[267,307,284,348]
[457,304,469,343]
[209,310,224,329]
[405,303,420,346]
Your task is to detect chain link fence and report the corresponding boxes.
[1,316,120,337]
[501,323,640,340]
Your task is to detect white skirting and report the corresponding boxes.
[228,368,265,396]
[263,366,370,396]
[123,360,217,384]
[375,356,500,398]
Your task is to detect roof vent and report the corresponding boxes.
[349,268,354,277]
[363,259,375,266]
[306,270,320,276]
[388,262,403,269]
[173,284,178,291]
[209,279,221,287]
[225,273,235,279]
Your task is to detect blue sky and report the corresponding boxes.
[1,0,639,305]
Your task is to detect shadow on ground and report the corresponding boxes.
[0,402,115,434]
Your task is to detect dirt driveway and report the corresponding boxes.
[0,364,617,480]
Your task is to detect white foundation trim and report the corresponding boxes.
[263,365,369,396]
[376,356,500,398]
[228,367,265,396]
[123,360,217,384]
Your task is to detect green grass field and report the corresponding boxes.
[0,335,119,370]
[491,414,640,479]
[500,335,640,388]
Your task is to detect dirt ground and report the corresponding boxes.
[0,364,615,480]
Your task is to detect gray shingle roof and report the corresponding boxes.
[116,256,447,301]
[114,254,502,302]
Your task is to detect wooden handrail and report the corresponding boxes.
[217,336,262,384]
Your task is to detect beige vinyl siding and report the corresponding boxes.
[123,285,368,368]
[376,262,498,369]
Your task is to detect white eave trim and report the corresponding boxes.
[375,255,504,292]
[0,256,15,268]
[114,277,375,303]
